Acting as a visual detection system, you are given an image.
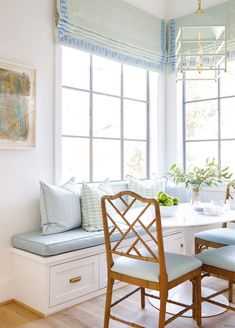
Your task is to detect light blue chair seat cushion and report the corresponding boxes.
[195,245,235,271]
[112,249,202,282]
[11,224,155,257]
[195,228,235,245]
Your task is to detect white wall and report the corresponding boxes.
[124,0,227,19]
[0,0,55,301]
[124,0,166,18]
[166,0,228,19]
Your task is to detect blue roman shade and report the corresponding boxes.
[56,0,166,71]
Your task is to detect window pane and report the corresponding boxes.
[61,49,150,183]
[62,89,89,136]
[124,141,147,178]
[62,46,90,89]
[221,141,235,175]
[185,101,218,140]
[123,65,147,100]
[93,55,121,96]
[185,80,217,102]
[62,137,89,182]
[93,95,120,138]
[186,141,218,171]
[124,100,147,139]
[220,62,235,97]
[93,139,121,181]
[221,98,235,139]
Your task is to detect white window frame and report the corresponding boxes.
[54,45,166,184]
[183,72,235,172]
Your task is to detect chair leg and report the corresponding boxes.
[229,280,233,303]
[195,239,200,254]
[104,278,114,328]
[158,290,167,328]
[140,287,145,309]
[192,279,196,320]
[193,274,202,328]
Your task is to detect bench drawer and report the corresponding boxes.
[50,256,99,307]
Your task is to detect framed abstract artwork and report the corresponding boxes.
[0,60,36,148]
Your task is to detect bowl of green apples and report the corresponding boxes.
[156,191,179,217]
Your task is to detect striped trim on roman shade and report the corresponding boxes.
[56,0,166,71]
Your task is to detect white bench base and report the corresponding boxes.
[11,229,183,316]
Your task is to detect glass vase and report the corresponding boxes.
[191,186,201,207]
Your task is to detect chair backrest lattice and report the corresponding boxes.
[101,191,167,279]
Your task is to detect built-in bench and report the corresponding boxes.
[11,223,156,257]
[11,181,187,316]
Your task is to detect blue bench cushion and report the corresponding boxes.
[12,229,108,257]
[112,248,202,282]
[195,228,235,245]
[12,225,155,257]
[195,245,235,272]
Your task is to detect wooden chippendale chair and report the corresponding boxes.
[195,245,235,314]
[101,191,202,328]
[195,182,235,255]
[195,182,235,302]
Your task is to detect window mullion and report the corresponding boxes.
[218,76,221,169]
[146,71,150,179]
[183,73,186,171]
[121,64,124,180]
[90,54,93,182]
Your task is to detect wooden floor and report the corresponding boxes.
[1,277,235,328]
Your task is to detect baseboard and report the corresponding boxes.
[0,299,45,317]
[0,299,13,306]
[13,299,46,317]
[9,282,126,317]
[0,277,14,303]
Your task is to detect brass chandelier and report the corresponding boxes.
[176,0,227,81]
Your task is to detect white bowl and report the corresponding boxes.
[160,205,179,217]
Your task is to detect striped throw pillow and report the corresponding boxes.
[81,180,114,232]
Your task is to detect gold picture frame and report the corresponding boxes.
[0,60,36,148]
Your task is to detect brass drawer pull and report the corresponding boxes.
[69,276,82,284]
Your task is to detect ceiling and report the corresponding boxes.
[124,0,229,18]
[123,0,166,18]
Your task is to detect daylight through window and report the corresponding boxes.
[61,46,158,182]
[183,61,235,174]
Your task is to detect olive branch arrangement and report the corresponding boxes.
[167,158,233,193]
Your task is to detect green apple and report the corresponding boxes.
[164,199,174,206]
[159,192,168,202]
[172,197,179,205]
[157,191,163,199]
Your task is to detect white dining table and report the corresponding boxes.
[148,203,235,318]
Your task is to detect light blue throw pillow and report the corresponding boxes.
[40,177,81,235]
[126,175,166,206]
